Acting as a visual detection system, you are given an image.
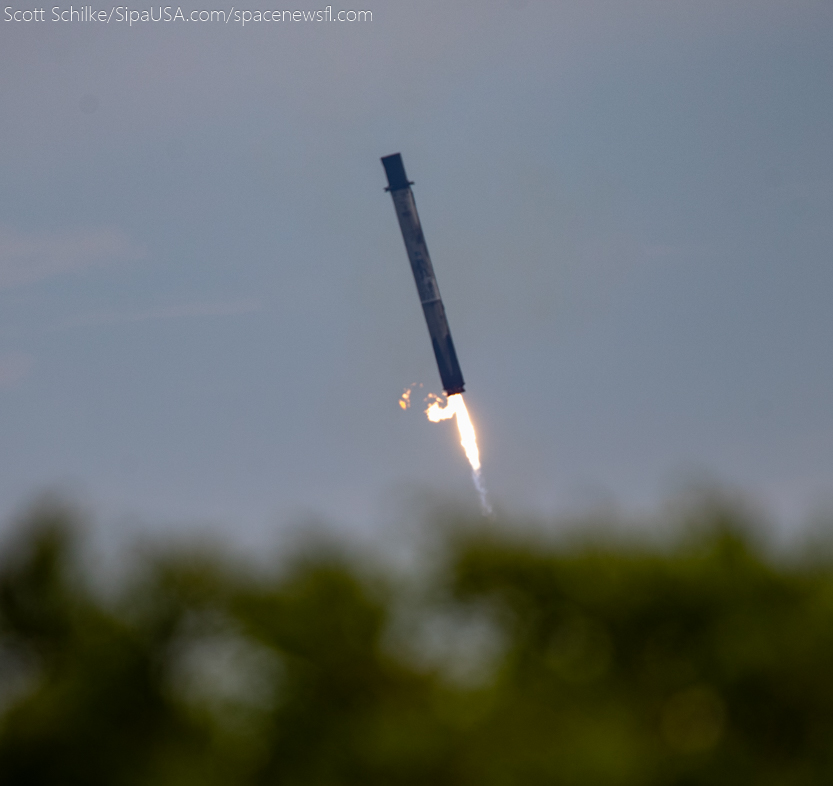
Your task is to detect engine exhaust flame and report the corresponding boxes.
[425,393,492,516]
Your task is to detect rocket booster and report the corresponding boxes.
[381,153,465,396]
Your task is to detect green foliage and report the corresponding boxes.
[1,505,833,784]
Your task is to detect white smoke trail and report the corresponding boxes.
[470,466,493,518]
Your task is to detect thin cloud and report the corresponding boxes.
[0,227,144,291]
[0,353,34,389]
[60,299,263,329]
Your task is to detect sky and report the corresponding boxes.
[1,0,832,544]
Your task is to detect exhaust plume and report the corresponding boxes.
[425,393,492,516]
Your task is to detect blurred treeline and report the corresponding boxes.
[2,503,833,785]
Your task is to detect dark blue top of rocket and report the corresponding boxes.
[381,153,413,192]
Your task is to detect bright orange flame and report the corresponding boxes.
[425,393,492,515]
[425,393,480,471]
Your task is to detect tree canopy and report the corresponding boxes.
[1,504,832,785]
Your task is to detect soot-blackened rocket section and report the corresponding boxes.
[382,153,465,396]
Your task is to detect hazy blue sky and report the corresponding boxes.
[1,0,832,541]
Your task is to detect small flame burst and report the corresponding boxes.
[398,383,423,410]
[425,393,492,516]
